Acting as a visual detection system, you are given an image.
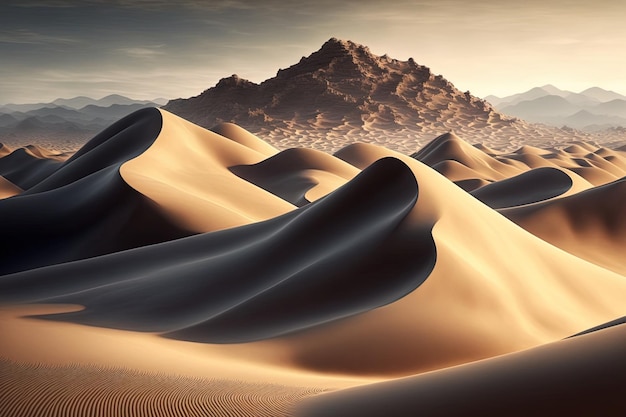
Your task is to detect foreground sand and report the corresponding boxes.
[1,360,323,417]
[1,108,626,416]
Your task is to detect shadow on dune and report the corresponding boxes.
[230,147,357,207]
[0,157,436,343]
[568,316,626,338]
[0,148,62,189]
[0,108,192,275]
[297,323,626,417]
[471,167,573,209]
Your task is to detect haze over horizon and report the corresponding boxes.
[2,0,626,104]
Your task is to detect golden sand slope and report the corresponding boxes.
[0,144,12,157]
[0,176,21,198]
[119,110,296,232]
[503,178,626,275]
[251,142,626,376]
[411,132,622,196]
[416,132,626,271]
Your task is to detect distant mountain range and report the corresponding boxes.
[486,86,626,131]
[5,41,626,154]
[0,95,167,151]
[165,38,587,154]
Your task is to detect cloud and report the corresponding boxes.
[12,0,277,11]
[117,46,165,58]
[0,29,81,45]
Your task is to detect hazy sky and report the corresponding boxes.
[2,0,626,103]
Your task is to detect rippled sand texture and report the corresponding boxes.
[0,360,323,417]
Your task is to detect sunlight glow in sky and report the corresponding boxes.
[2,0,626,103]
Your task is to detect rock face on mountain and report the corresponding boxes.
[166,38,570,154]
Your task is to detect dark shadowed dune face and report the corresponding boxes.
[0,148,62,189]
[471,167,573,209]
[298,323,626,417]
[0,108,190,276]
[0,157,435,343]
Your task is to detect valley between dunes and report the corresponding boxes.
[2,108,626,416]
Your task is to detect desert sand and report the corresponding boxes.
[2,108,626,416]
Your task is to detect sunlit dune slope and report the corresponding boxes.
[0,175,21,198]
[249,142,626,376]
[503,177,626,275]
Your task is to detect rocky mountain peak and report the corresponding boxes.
[163,39,529,154]
[275,37,389,81]
[214,74,257,89]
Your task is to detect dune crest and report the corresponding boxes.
[230,147,358,206]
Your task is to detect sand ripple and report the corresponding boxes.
[0,359,323,417]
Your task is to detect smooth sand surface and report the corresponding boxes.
[120,110,296,232]
[470,167,573,209]
[298,323,626,417]
[230,147,359,206]
[503,177,626,275]
[2,109,626,416]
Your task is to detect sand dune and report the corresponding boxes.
[298,323,626,417]
[0,156,432,344]
[211,122,280,157]
[230,147,358,206]
[119,110,296,233]
[408,132,625,205]
[0,147,63,189]
[0,175,21,198]
[470,167,573,209]
[0,108,295,274]
[0,109,190,275]
[262,142,626,376]
[503,177,626,275]
[412,132,523,181]
[2,108,626,416]
[0,143,12,157]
